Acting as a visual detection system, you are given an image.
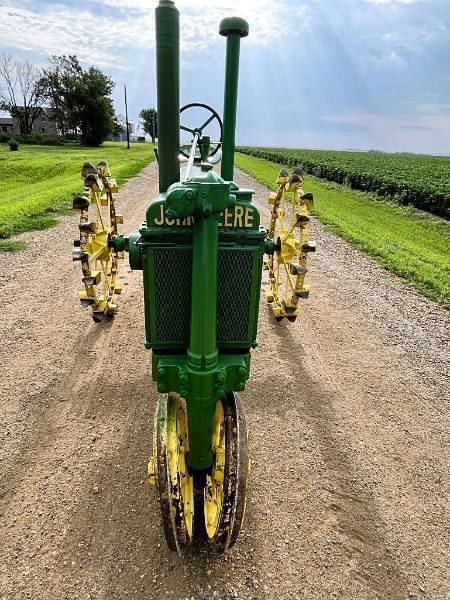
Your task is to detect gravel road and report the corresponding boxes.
[0,162,449,600]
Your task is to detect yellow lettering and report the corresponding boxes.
[156,206,254,228]
[234,205,244,228]
[153,205,195,227]
[244,208,254,228]
[224,208,233,227]
[154,204,165,226]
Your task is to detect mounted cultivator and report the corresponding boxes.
[72,0,315,554]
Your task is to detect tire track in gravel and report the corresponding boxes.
[1,162,449,600]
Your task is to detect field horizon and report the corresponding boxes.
[238,145,450,159]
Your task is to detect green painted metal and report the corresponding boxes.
[152,353,250,468]
[156,0,180,192]
[187,216,219,368]
[131,167,264,469]
[220,17,249,182]
[128,232,142,270]
[164,167,234,469]
[122,3,265,471]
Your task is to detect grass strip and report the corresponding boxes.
[236,152,450,308]
[0,142,155,248]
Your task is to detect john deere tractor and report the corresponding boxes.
[72,0,315,554]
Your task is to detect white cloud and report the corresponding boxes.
[382,27,442,54]
[89,0,301,43]
[400,100,450,114]
[323,110,450,136]
[99,0,280,10]
[0,5,152,68]
[0,0,307,70]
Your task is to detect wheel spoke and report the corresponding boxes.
[267,172,313,320]
[199,113,216,132]
[180,124,195,134]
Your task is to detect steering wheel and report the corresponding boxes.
[179,102,223,158]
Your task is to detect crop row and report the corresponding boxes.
[238,147,450,219]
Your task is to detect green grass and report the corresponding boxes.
[0,239,26,252]
[0,141,155,247]
[236,152,450,308]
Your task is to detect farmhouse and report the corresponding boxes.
[0,107,59,136]
[0,117,14,134]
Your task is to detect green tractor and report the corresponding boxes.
[72,0,315,553]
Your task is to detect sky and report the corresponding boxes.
[0,0,449,154]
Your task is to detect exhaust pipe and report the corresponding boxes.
[156,0,180,193]
[219,17,249,182]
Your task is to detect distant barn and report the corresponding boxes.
[0,107,58,136]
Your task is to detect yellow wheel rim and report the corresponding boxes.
[204,399,226,539]
[167,397,194,539]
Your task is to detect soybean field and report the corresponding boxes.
[238,147,450,218]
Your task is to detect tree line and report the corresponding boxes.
[0,53,122,146]
[0,52,162,147]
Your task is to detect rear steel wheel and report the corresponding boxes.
[152,393,194,553]
[204,392,249,553]
[266,168,314,321]
[72,161,124,322]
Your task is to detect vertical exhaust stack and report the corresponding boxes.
[156,0,180,193]
[219,17,249,182]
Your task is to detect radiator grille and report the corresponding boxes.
[152,248,254,345]
[217,250,253,342]
[154,248,192,343]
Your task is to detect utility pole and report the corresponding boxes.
[124,83,130,149]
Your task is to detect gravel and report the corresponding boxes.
[0,163,448,600]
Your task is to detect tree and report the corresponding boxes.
[0,53,46,134]
[69,67,116,146]
[42,55,117,146]
[139,108,158,143]
[41,55,82,136]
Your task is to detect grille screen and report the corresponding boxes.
[154,248,192,343]
[217,250,253,342]
[152,248,254,345]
